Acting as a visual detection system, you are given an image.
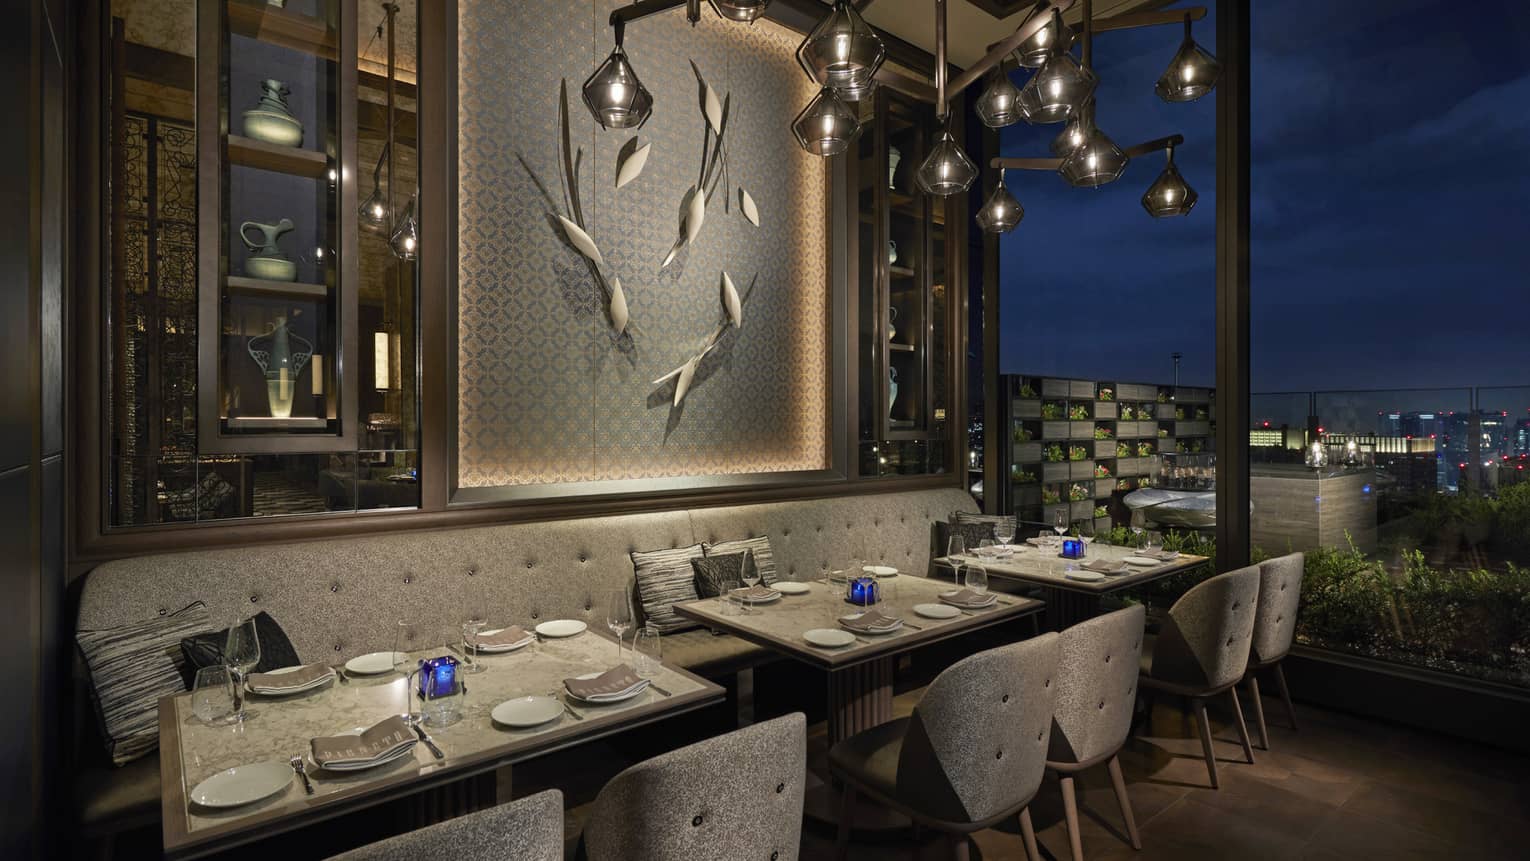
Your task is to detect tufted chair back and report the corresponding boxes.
[1048,605,1144,766]
[1251,552,1304,665]
[582,712,806,861]
[1148,565,1261,691]
[894,633,1060,824]
[327,789,562,861]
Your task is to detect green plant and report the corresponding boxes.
[1119,405,1134,420]
[1042,487,1061,505]
[1068,483,1090,502]
[1094,426,1113,440]
[1041,401,1063,420]
[1175,441,1188,453]
[1156,392,1168,403]
[1115,479,1132,491]
[1093,505,1108,518]
[1011,467,1037,484]
[1018,382,1037,399]
[1068,404,1090,421]
[1116,442,1131,458]
[1044,443,1065,463]
[1494,483,1530,563]
[1195,407,1209,419]
[1068,445,1088,462]
[1137,441,1154,457]
[1093,464,1111,478]
[1157,428,1169,438]
[1175,407,1186,420]
[1098,387,1114,401]
[1012,425,1033,443]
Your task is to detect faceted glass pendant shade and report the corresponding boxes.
[1142,147,1198,217]
[359,182,389,233]
[1014,9,1071,68]
[1019,52,1097,124]
[1156,22,1222,102]
[915,128,978,196]
[389,195,419,260]
[793,87,860,156]
[582,46,653,130]
[797,0,885,100]
[708,0,771,23]
[1049,100,1092,157]
[975,70,1024,128]
[1058,125,1128,188]
[976,171,1024,234]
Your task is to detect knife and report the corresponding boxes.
[411,723,445,760]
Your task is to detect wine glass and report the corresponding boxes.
[946,535,966,588]
[1130,509,1147,549]
[977,538,995,559]
[1079,520,1096,556]
[994,519,1016,548]
[191,666,234,725]
[224,616,261,723]
[633,625,662,679]
[606,589,633,665]
[964,561,989,597]
[1053,509,1068,539]
[739,549,761,614]
[461,616,486,674]
[1145,531,1164,556]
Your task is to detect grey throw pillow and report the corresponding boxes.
[692,552,750,598]
[76,602,214,765]
[630,544,705,635]
[704,536,777,585]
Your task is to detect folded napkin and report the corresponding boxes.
[838,609,902,633]
[1142,549,1181,560]
[310,715,416,769]
[565,665,647,700]
[1082,559,1128,575]
[730,584,780,601]
[1025,536,1058,547]
[468,625,534,649]
[939,589,998,609]
[247,663,333,692]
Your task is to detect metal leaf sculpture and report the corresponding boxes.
[720,271,742,327]
[615,137,650,189]
[662,63,736,271]
[739,188,760,227]
[685,185,706,244]
[609,276,629,335]
[556,215,605,268]
[552,80,630,337]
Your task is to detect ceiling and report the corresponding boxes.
[860,0,1173,69]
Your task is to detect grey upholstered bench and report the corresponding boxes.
[71,486,977,848]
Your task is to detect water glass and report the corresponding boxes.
[421,660,462,729]
[1145,531,1164,555]
[633,625,662,678]
[1053,509,1068,537]
[964,562,989,596]
[606,589,633,664]
[946,535,966,587]
[191,666,234,725]
[224,616,261,723]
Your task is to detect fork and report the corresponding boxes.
[289,755,314,795]
[548,690,584,721]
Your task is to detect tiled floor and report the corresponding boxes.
[798,689,1530,860]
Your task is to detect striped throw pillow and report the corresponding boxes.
[631,544,705,634]
[705,536,777,585]
[77,603,213,765]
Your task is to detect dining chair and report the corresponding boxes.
[1136,564,1260,789]
[1244,552,1304,749]
[582,712,806,861]
[829,634,1061,861]
[326,788,562,861]
[1047,605,1146,861]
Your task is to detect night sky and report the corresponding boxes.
[996,0,1530,399]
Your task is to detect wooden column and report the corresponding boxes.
[1215,0,1252,570]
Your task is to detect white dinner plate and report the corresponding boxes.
[309,744,416,773]
[344,652,407,675]
[839,613,903,635]
[803,628,856,648]
[472,629,536,653]
[534,619,588,638]
[730,588,782,604]
[1124,556,1160,567]
[1065,570,1107,583]
[861,565,899,578]
[492,695,564,728]
[565,673,649,704]
[913,603,961,620]
[246,664,335,696]
[774,581,811,595]
[189,761,292,808]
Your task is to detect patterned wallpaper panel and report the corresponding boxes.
[457,1,829,489]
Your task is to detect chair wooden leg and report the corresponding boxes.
[1019,806,1042,861]
[1192,698,1219,789]
[1274,662,1298,731]
[1106,754,1141,850]
[1227,687,1256,764]
[835,784,856,860]
[1246,675,1269,750]
[1059,774,1084,861]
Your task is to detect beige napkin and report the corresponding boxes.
[730,584,779,601]
[310,715,415,768]
[469,625,533,648]
[940,588,997,609]
[1082,559,1128,575]
[564,665,646,700]
[247,663,333,692]
[1143,549,1181,560]
[838,609,902,633]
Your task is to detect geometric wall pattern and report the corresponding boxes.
[457,0,829,488]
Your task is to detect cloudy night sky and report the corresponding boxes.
[996,0,1530,403]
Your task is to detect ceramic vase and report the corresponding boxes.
[240,218,298,282]
[887,240,898,265]
[887,305,898,341]
[242,79,303,147]
[247,316,314,419]
[889,367,899,414]
[888,146,901,189]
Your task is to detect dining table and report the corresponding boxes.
[158,627,723,859]
[935,540,1211,629]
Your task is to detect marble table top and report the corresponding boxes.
[934,541,1210,594]
[673,573,1043,670]
[160,628,722,859]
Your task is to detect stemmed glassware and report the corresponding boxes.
[461,616,486,674]
[633,625,662,678]
[1145,531,1165,556]
[946,535,966,587]
[1053,509,1069,539]
[1130,509,1147,549]
[224,616,261,724]
[739,549,761,615]
[994,519,1016,549]
[607,589,634,664]
[1079,520,1096,556]
[964,561,989,597]
[192,666,235,726]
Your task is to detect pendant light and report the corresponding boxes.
[1018,50,1096,125]
[1048,99,1092,157]
[582,24,653,130]
[708,0,771,23]
[975,169,1024,234]
[388,194,419,260]
[1141,143,1198,217]
[1014,8,1071,69]
[792,87,860,156]
[1058,114,1128,188]
[1156,14,1221,102]
[974,68,1024,129]
[916,123,978,197]
[796,0,885,101]
[359,180,389,233]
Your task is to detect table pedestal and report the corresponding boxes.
[827,656,894,745]
[1041,587,1104,630]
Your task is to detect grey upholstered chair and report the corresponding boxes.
[1244,552,1304,749]
[1137,565,1260,789]
[326,789,562,861]
[829,634,1061,861]
[582,712,806,861]
[1047,605,1145,861]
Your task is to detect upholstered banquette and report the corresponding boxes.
[72,487,977,842]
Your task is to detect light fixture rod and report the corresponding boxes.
[990,132,1183,171]
[608,0,689,28]
[1088,6,1206,33]
[935,0,947,119]
[944,0,1076,114]
[1081,0,1092,69]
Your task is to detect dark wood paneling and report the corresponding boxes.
[1214,0,1250,569]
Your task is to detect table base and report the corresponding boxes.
[827,657,894,745]
[1041,587,1104,630]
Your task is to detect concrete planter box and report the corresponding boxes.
[1177,420,1210,436]
[1120,383,1155,401]
[1069,461,1095,480]
[1042,421,1071,438]
[1012,399,1041,419]
[1041,379,1071,398]
[1070,500,1096,520]
[1093,440,1116,459]
[1093,401,1117,420]
[1116,458,1143,477]
[1013,442,1042,463]
[1069,422,1094,440]
[1070,380,1096,399]
[1042,462,1071,482]
[1043,503,1070,525]
[1094,516,1114,533]
[1012,484,1041,506]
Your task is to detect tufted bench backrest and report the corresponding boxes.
[77,488,978,662]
